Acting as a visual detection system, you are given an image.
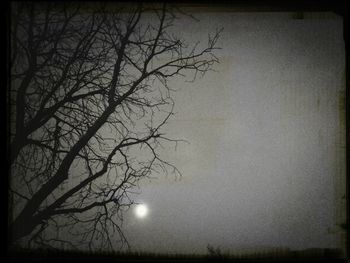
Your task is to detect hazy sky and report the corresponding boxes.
[122,12,345,254]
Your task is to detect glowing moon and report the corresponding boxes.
[135,204,148,218]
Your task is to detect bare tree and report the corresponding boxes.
[9,2,220,251]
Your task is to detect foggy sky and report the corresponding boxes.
[122,12,345,254]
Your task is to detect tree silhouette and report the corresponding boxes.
[9,2,220,250]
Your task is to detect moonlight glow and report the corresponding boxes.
[135,204,148,219]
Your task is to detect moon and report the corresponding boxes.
[135,204,148,219]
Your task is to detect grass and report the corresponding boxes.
[7,245,345,262]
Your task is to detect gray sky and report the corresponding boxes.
[122,12,345,254]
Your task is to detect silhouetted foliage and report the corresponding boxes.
[207,244,224,258]
[9,2,220,251]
